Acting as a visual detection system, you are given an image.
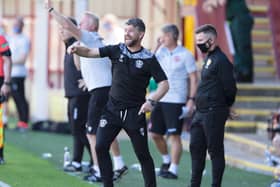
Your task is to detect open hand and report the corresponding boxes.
[78,79,87,92]
[138,101,153,115]
[228,108,238,120]
[0,84,10,96]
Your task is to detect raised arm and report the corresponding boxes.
[45,0,81,39]
[68,44,100,58]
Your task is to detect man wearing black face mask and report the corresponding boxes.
[189,24,237,187]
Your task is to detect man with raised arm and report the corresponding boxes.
[69,18,169,187]
[45,0,127,182]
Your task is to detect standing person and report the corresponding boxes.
[59,17,92,172]
[189,24,236,187]
[45,1,127,182]
[0,34,12,164]
[226,0,254,83]
[69,18,169,187]
[100,14,124,45]
[8,17,30,131]
[203,0,254,82]
[149,24,198,179]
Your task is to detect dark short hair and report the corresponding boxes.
[195,24,217,37]
[15,16,24,27]
[126,18,145,32]
[162,24,179,40]
[68,17,77,26]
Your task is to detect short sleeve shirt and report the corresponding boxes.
[79,30,112,91]
[9,33,30,77]
[99,43,167,108]
[156,46,197,103]
[64,37,88,97]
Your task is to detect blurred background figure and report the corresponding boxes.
[202,0,254,83]
[150,24,198,180]
[225,0,254,83]
[8,17,31,131]
[0,31,12,164]
[100,13,124,45]
[0,18,7,37]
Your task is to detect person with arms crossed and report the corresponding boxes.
[0,34,12,164]
[45,1,127,182]
[69,18,169,187]
[189,24,237,187]
[149,24,198,179]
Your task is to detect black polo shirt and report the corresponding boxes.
[64,37,88,98]
[99,43,167,109]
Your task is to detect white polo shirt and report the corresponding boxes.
[155,45,197,103]
[9,34,30,77]
[80,30,112,91]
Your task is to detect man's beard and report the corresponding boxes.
[126,38,138,47]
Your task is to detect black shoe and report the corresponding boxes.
[0,157,5,165]
[113,166,128,181]
[157,163,170,176]
[160,170,178,179]
[87,167,95,174]
[83,173,102,182]
[64,162,82,172]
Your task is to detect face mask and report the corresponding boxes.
[103,22,112,31]
[197,39,211,53]
[13,26,21,34]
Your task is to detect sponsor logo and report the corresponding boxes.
[135,60,144,69]
[205,59,212,69]
[139,127,145,136]
[167,128,177,133]
[174,56,180,62]
[119,54,124,62]
[99,119,108,128]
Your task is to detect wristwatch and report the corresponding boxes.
[4,82,11,86]
[147,99,157,107]
[187,96,195,101]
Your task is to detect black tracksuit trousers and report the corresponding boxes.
[189,109,229,187]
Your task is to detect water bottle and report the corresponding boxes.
[63,147,71,167]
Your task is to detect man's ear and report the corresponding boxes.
[139,32,145,40]
[208,37,214,45]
